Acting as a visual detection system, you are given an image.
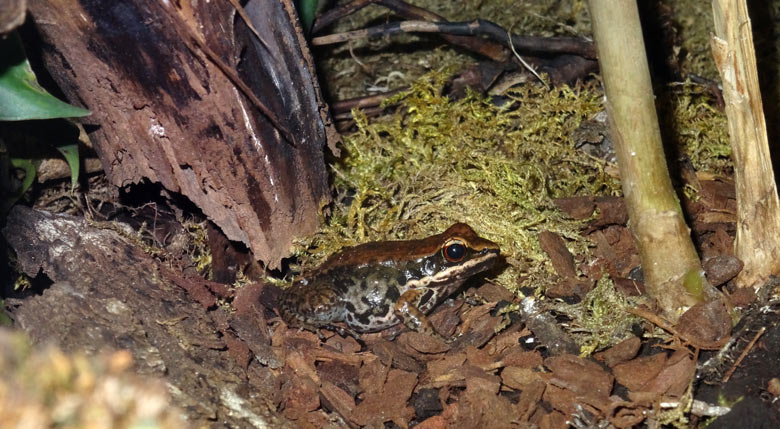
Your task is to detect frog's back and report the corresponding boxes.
[280,265,407,333]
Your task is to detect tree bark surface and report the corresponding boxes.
[3,206,291,427]
[27,0,337,268]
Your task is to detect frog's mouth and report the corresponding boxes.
[450,250,499,280]
[407,250,499,289]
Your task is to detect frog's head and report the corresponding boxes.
[409,222,500,282]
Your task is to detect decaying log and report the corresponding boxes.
[3,206,292,427]
[27,0,338,268]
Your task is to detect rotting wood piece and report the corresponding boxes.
[27,0,338,268]
[2,206,293,427]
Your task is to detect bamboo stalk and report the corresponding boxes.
[711,0,780,288]
[588,0,721,322]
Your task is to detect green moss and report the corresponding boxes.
[556,275,640,356]
[13,274,31,291]
[181,221,212,277]
[659,82,732,175]
[657,383,694,428]
[670,0,719,79]
[293,71,618,295]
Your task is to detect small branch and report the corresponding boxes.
[315,0,507,62]
[312,0,377,34]
[163,4,296,146]
[721,326,765,383]
[312,19,596,59]
[627,307,729,350]
[378,0,507,61]
[330,89,404,115]
[226,0,274,54]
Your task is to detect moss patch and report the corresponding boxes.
[293,71,617,294]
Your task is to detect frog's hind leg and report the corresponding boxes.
[284,318,361,343]
[393,289,451,342]
[327,324,362,342]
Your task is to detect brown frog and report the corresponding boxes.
[279,223,500,340]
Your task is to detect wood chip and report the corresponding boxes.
[499,348,544,369]
[415,415,447,429]
[704,255,743,286]
[545,354,614,400]
[359,357,388,396]
[318,360,360,397]
[642,350,695,398]
[475,282,516,302]
[593,336,641,367]
[465,345,494,369]
[516,380,546,422]
[369,338,423,373]
[612,352,667,392]
[501,366,543,390]
[351,368,417,427]
[286,351,320,385]
[538,230,577,279]
[675,298,732,344]
[400,331,451,355]
[281,375,320,420]
[319,381,355,422]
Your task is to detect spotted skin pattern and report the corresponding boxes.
[279,223,500,340]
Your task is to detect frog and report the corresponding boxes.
[279,223,500,340]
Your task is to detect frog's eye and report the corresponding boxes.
[443,240,466,262]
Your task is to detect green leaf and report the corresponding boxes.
[1,158,36,215]
[0,31,91,121]
[55,143,80,189]
[297,0,318,35]
[0,300,11,326]
[10,158,35,195]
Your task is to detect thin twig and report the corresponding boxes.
[330,89,404,115]
[226,0,275,57]
[313,0,377,34]
[312,19,596,59]
[378,0,507,61]
[507,29,548,88]
[722,326,766,383]
[315,0,507,62]
[163,3,296,146]
[628,307,731,351]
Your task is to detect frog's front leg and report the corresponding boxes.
[393,289,451,342]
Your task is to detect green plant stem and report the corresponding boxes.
[588,0,721,322]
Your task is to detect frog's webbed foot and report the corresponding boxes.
[394,288,452,342]
[328,324,361,341]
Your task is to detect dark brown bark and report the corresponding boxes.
[27,0,338,268]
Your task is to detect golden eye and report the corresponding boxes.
[443,240,466,262]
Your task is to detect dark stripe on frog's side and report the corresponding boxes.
[312,223,499,274]
[418,289,435,307]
